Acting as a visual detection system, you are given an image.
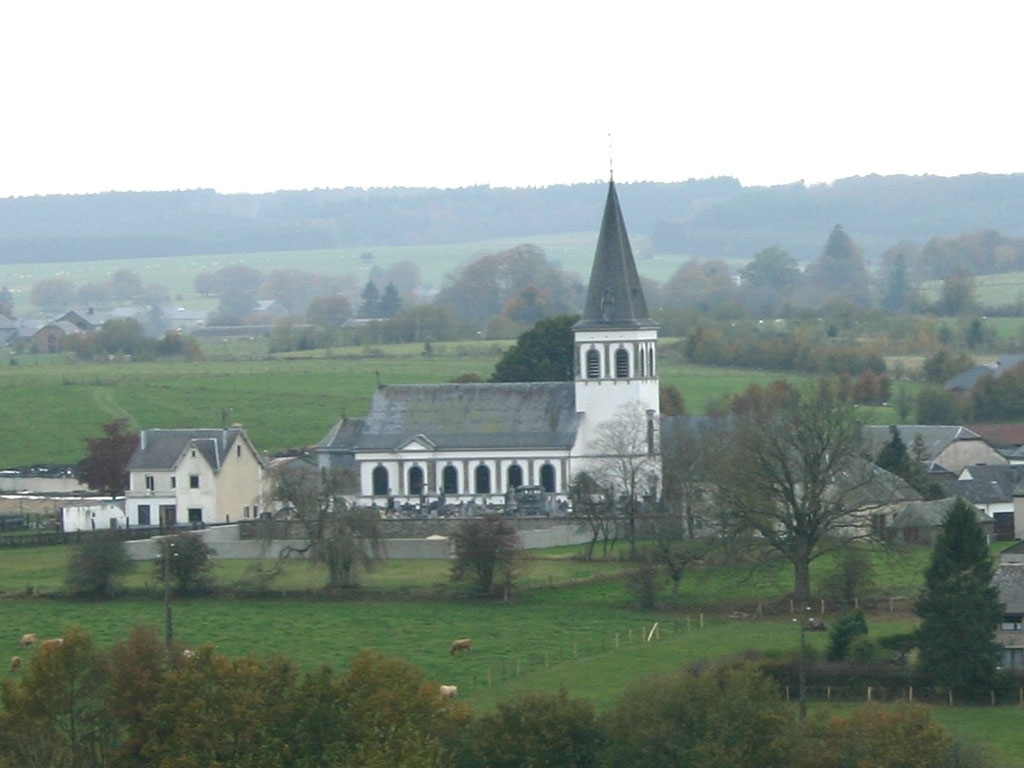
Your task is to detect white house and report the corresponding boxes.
[315,179,661,509]
[124,427,265,527]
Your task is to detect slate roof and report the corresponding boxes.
[320,383,580,453]
[128,428,252,472]
[861,425,985,462]
[993,564,1024,614]
[889,497,989,529]
[575,179,655,331]
[952,464,1024,499]
[945,354,1024,391]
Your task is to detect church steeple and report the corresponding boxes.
[576,179,654,330]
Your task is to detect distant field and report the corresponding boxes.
[919,270,1024,308]
[0,338,867,467]
[0,232,688,313]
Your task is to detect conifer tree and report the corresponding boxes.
[915,498,1003,697]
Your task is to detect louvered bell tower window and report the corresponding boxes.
[615,348,629,378]
[586,348,600,378]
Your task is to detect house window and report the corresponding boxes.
[586,348,600,378]
[1001,617,1023,632]
[244,506,250,519]
[1002,647,1024,669]
[507,464,523,490]
[540,463,556,493]
[171,477,176,489]
[474,465,491,494]
[145,475,154,491]
[408,465,425,496]
[237,445,242,457]
[253,505,258,516]
[138,505,151,526]
[372,465,390,496]
[442,465,458,495]
[188,508,202,523]
[615,348,629,378]
[189,475,200,489]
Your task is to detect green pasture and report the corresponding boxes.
[919,270,1024,308]
[0,338,870,467]
[4,540,1024,766]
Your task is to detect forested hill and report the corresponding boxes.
[2,173,1024,265]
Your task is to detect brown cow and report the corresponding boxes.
[450,638,471,656]
[40,638,64,651]
[9,656,21,672]
[19,633,38,649]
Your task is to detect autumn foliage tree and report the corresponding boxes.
[78,418,139,498]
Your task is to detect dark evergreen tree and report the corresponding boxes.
[359,280,381,318]
[915,498,1003,697]
[804,224,870,305]
[875,425,912,479]
[880,245,914,312]
[491,314,578,382]
[378,282,403,318]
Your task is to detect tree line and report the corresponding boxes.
[0,625,993,768]
[5,175,1024,267]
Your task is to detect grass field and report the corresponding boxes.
[3,540,1022,766]
[0,337,888,467]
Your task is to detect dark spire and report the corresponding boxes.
[576,180,653,329]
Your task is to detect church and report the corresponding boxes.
[315,179,660,511]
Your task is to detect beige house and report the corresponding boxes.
[125,427,265,528]
[862,425,1006,476]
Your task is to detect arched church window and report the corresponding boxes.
[507,464,523,490]
[475,464,491,494]
[408,465,425,496]
[372,465,389,496]
[638,345,646,376]
[648,347,655,376]
[442,465,459,494]
[586,348,600,378]
[540,463,556,493]
[615,348,629,378]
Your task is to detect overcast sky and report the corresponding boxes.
[2,1,1022,198]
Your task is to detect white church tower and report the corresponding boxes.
[572,178,660,466]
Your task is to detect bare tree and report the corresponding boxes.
[271,462,383,590]
[450,515,524,598]
[582,403,660,557]
[713,379,907,603]
[569,475,619,560]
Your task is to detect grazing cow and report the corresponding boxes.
[40,638,64,651]
[181,649,195,660]
[9,656,21,672]
[450,638,472,656]
[439,684,458,699]
[19,633,38,649]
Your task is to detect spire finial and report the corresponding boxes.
[608,132,614,181]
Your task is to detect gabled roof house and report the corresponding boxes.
[316,179,661,509]
[125,427,265,528]
[861,424,1006,476]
